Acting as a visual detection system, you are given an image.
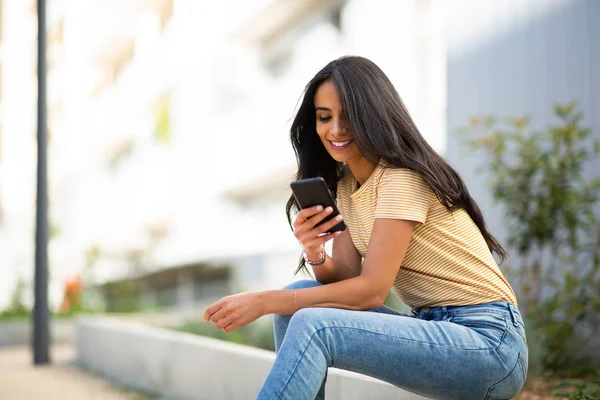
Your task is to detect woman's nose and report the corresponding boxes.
[331,118,347,134]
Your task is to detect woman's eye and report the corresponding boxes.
[317,116,331,122]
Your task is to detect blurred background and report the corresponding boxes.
[0,0,598,399]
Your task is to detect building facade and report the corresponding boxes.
[3,0,594,312]
[0,0,445,310]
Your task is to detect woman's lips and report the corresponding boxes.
[329,139,353,150]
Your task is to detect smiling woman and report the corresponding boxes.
[313,82,367,173]
[204,56,527,400]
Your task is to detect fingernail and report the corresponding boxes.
[335,215,342,221]
[326,207,333,213]
[316,205,323,211]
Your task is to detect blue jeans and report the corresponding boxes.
[256,280,528,400]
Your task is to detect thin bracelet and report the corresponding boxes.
[294,290,298,312]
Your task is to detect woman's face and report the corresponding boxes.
[314,80,363,164]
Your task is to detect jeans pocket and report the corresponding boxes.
[484,352,526,400]
[449,313,508,351]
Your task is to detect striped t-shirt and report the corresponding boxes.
[337,162,518,309]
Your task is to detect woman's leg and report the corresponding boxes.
[272,280,410,400]
[260,301,526,400]
[273,280,327,399]
[273,280,323,353]
[274,280,408,351]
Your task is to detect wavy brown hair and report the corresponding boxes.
[286,56,507,273]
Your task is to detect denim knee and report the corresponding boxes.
[288,308,330,331]
[281,279,323,291]
[286,308,334,361]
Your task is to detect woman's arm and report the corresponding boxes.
[309,227,362,284]
[203,219,415,332]
[265,218,417,314]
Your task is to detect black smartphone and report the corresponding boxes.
[290,177,346,233]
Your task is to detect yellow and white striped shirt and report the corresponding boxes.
[337,162,518,309]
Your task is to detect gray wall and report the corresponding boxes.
[444,0,600,254]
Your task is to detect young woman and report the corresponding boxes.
[204,56,528,400]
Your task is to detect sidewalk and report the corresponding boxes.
[0,344,153,400]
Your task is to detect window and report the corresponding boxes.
[261,45,293,78]
[112,39,136,81]
[257,1,345,78]
[139,0,173,32]
[50,18,64,45]
[92,38,136,96]
[329,3,343,32]
[0,1,3,42]
[0,147,3,223]
[0,124,4,225]
[106,137,135,172]
[152,94,171,144]
[158,0,173,32]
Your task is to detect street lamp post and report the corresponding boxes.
[33,0,49,365]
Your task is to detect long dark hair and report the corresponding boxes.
[286,56,507,273]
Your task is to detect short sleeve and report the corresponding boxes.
[336,173,353,215]
[374,168,434,224]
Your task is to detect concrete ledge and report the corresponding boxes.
[76,317,427,400]
[0,319,74,347]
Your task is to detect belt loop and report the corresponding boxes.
[441,306,449,321]
[507,303,518,327]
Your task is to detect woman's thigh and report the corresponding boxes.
[274,280,409,351]
[284,306,519,400]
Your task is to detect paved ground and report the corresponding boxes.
[0,344,153,400]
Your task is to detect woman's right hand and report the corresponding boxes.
[293,205,343,259]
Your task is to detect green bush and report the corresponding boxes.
[568,385,600,400]
[550,376,600,399]
[0,278,30,320]
[464,101,600,376]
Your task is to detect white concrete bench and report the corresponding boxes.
[0,319,74,347]
[76,317,428,400]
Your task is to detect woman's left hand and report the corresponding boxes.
[203,292,266,333]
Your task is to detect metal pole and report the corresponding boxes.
[33,0,49,365]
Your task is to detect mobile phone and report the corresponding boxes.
[290,177,346,233]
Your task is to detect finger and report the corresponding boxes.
[223,322,236,333]
[295,205,324,225]
[318,214,343,233]
[319,230,342,244]
[216,315,232,330]
[209,307,228,324]
[300,213,342,241]
[293,217,320,241]
[305,207,335,229]
[294,208,333,239]
[303,231,341,249]
[204,301,223,322]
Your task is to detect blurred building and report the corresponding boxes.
[0,0,445,311]
[443,0,600,249]
[0,0,63,309]
[0,0,595,312]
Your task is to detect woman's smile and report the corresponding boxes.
[328,139,354,150]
